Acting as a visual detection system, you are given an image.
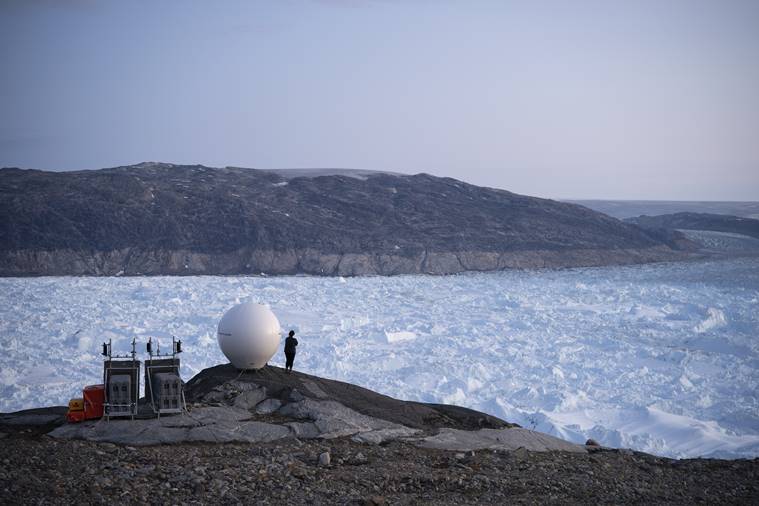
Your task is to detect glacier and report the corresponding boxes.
[1,257,758,459]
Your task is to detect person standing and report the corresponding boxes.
[284,330,298,373]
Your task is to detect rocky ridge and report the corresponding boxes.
[625,212,759,240]
[46,364,577,452]
[0,163,694,276]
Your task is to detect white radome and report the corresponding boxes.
[217,302,281,370]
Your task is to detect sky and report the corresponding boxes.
[1,0,758,200]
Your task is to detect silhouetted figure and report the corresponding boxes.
[284,330,298,373]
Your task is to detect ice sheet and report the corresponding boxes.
[1,258,758,459]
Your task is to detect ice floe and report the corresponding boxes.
[0,258,758,459]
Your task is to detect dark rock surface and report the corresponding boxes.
[1,365,757,504]
[626,212,759,240]
[184,364,512,432]
[9,365,575,451]
[0,162,692,276]
[1,431,757,504]
[49,365,572,449]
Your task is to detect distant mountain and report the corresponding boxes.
[568,200,759,220]
[625,212,759,240]
[0,163,692,276]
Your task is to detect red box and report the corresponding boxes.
[83,384,105,420]
[66,410,86,423]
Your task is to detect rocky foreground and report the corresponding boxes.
[2,433,758,505]
[1,365,757,504]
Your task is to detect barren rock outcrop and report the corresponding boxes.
[0,163,694,276]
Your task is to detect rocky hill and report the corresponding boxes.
[626,212,759,240]
[42,364,574,450]
[568,200,759,220]
[0,162,692,276]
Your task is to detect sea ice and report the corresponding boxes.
[0,258,758,459]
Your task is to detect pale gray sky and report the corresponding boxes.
[1,0,758,200]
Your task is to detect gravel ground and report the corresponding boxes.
[1,427,757,505]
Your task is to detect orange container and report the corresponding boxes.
[66,410,86,423]
[83,384,105,420]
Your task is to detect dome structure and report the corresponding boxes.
[217,302,281,370]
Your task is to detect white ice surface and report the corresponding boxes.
[1,258,758,459]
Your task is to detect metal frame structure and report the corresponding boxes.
[101,338,140,421]
[145,336,187,418]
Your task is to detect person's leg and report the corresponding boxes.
[286,353,294,371]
